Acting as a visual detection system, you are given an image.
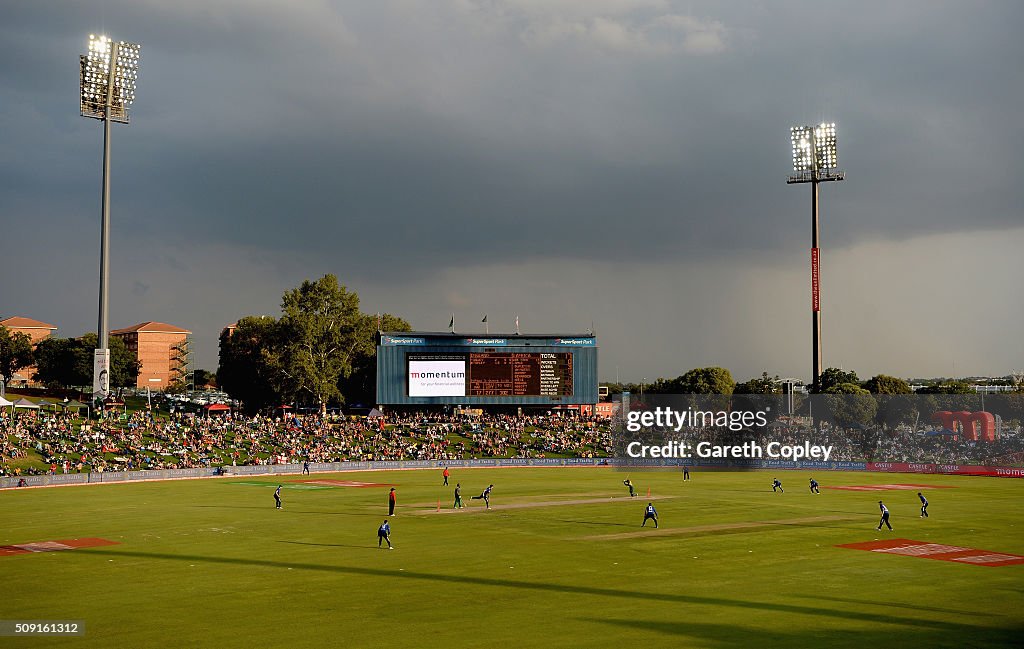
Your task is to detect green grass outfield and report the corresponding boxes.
[2,468,1023,648]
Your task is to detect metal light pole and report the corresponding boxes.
[80,35,140,406]
[787,123,844,392]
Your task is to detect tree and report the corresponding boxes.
[280,275,363,414]
[864,374,912,394]
[340,312,412,406]
[0,327,34,387]
[735,372,780,394]
[217,277,414,413]
[916,381,974,395]
[912,381,979,414]
[731,373,784,427]
[874,394,924,429]
[165,380,187,395]
[80,334,140,389]
[34,337,85,388]
[193,369,215,389]
[824,382,869,395]
[672,366,735,412]
[217,316,289,414]
[33,334,139,390]
[862,375,914,427]
[815,367,859,393]
[678,367,736,395]
[822,383,878,428]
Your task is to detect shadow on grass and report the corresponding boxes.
[278,540,378,551]
[557,519,634,528]
[193,505,372,517]
[791,594,1000,618]
[625,521,867,542]
[580,617,1023,648]
[78,548,1001,632]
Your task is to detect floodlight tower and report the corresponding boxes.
[787,123,844,392]
[80,34,140,404]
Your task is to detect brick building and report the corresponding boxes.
[111,321,191,390]
[0,316,57,386]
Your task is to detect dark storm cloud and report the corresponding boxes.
[1,1,1021,376]
[4,1,1022,266]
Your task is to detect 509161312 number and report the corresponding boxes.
[1,621,85,636]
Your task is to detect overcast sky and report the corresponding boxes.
[1,0,1021,383]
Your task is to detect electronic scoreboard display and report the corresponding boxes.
[407,352,573,397]
[469,352,573,397]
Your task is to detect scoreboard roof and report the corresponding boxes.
[378,331,597,347]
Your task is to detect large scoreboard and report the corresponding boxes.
[377,332,597,405]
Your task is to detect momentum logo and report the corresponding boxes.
[409,371,465,379]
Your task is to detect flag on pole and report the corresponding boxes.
[482,314,488,334]
[376,312,382,332]
[449,313,455,333]
[515,314,520,335]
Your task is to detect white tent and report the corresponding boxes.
[13,398,39,409]
[0,396,12,407]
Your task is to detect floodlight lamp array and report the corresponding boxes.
[790,123,839,173]
[814,122,837,169]
[791,126,814,172]
[80,34,140,123]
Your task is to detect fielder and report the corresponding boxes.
[877,501,892,531]
[378,519,393,549]
[642,502,659,528]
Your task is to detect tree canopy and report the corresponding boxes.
[916,381,975,395]
[33,333,140,390]
[279,275,363,413]
[678,367,736,395]
[823,391,878,428]
[864,374,913,394]
[823,382,870,395]
[735,372,780,395]
[217,275,411,414]
[193,369,215,388]
[217,316,287,413]
[815,367,860,393]
[0,327,34,385]
[340,312,412,407]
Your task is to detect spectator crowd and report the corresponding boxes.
[3,405,1022,477]
[0,408,614,476]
